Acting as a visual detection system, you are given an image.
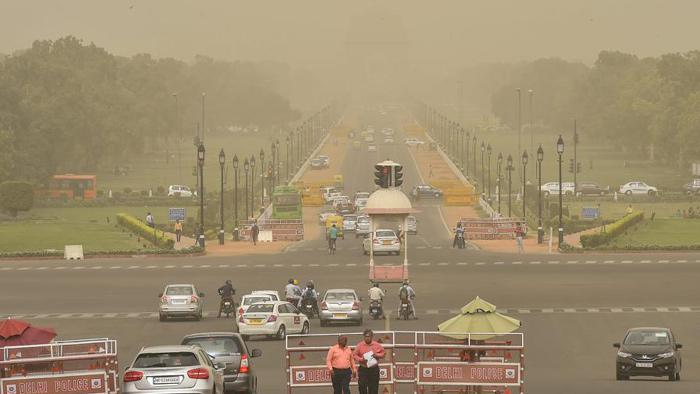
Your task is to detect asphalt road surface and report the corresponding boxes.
[2,113,699,393]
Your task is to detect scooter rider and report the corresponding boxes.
[285,278,303,307]
[301,281,320,316]
[398,280,417,319]
[368,282,386,318]
[453,222,465,248]
[217,279,236,318]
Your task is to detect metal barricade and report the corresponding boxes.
[459,218,526,240]
[238,219,304,241]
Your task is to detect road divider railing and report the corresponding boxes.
[459,218,526,240]
[238,218,304,241]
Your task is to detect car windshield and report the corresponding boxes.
[133,352,199,368]
[325,292,356,301]
[623,330,671,345]
[358,217,369,223]
[243,296,271,305]
[182,337,241,355]
[343,216,357,221]
[376,230,396,238]
[247,304,274,313]
[166,286,193,296]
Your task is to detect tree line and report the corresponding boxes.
[0,36,301,183]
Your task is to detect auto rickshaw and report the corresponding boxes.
[324,214,345,240]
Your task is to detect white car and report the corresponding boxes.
[237,293,275,320]
[364,135,374,143]
[619,181,658,196]
[251,290,280,301]
[319,208,336,224]
[404,138,425,147]
[355,215,371,238]
[325,191,343,204]
[354,198,368,212]
[540,182,575,197]
[363,229,401,255]
[368,145,377,152]
[168,185,193,198]
[384,137,394,144]
[354,192,370,200]
[238,301,310,340]
[318,155,330,167]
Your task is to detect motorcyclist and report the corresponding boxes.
[327,224,339,253]
[285,278,302,307]
[453,222,465,249]
[300,281,320,316]
[217,279,236,318]
[398,280,417,319]
[368,282,386,318]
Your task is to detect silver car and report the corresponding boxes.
[320,289,363,326]
[159,284,205,321]
[343,215,358,231]
[122,345,224,394]
[355,215,371,238]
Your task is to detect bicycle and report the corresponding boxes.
[328,237,337,254]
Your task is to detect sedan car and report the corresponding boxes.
[405,138,425,147]
[540,182,575,197]
[342,215,358,231]
[354,191,370,201]
[237,293,275,320]
[383,137,394,143]
[168,185,194,198]
[406,215,417,234]
[614,327,682,381]
[355,215,371,238]
[310,158,324,170]
[318,155,330,167]
[411,184,443,199]
[619,181,658,196]
[181,333,262,394]
[159,284,205,321]
[363,229,401,255]
[320,289,362,326]
[238,301,310,340]
[122,345,224,394]
[576,182,610,196]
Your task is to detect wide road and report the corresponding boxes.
[2,110,699,393]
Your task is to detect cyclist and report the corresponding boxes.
[327,223,339,254]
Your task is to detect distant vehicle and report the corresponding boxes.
[364,135,374,143]
[411,184,443,199]
[406,215,417,234]
[321,186,339,201]
[354,191,370,200]
[250,290,280,301]
[181,332,262,394]
[683,179,700,194]
[168,184,194,198]
[237,293,276,320]
[354,198,368,213]
[158,284,205,321]
[384,137,394,143]
[320,289,363,327]
[319,207,336,224]
[619,181,658,196]
[310,158,324,170]
[540,182,575,197]
[238,301,310,340]
[576,182,610,197]
[404,138,425,147]
[363,229,401,255]
[368,144,377,152]
[336,202,354,215]
[47,174,98,200]
[122,345,224,394]
[272,186,302,220]
[381,128,394,136]
[355,215,371,238]
[613,327,682,381]
[342,214,358,231]
[318,155,330,167]
[325,191,343,204]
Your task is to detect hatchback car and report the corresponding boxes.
[354,191,370,201]
[122,345,224,394]
[411,184,443,199]
[320,289,362,326]
[159,284,205,321]
[614,327,682,381]
[238,301,310,340]
[168,185,194,198]
[619,181,658,196]
[355,215,371,238]
[237,293,275,320]
[181,332,262,394]
[363,229,401,255]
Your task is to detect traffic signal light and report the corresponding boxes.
[568,159,574,173]
[374,164,389,188]
[576,162,582,173]
[394,165,403,187]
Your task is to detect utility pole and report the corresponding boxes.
[573,119,578,195]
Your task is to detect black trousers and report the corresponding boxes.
[331,368,351,394]
[358,366,380,394]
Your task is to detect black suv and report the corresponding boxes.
[182,332,262,394]
[576,182,609,196]
[411,184,443,200]
[614,327,682,381]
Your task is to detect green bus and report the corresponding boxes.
[272,186,303,219]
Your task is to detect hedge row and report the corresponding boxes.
[0,246,203,259]
[35,196,199,208]
[116,213,175,249]
[579,211,644,248]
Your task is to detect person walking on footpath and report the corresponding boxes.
[174,219,183,242]
[145,212,155,228]
[428,163,433,178]
[326,335,355,394]
[515,224,524,253]
[353,329,385,394]
[251,221,259,245]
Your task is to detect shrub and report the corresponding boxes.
[157,185,166,195]
[0,181,35,217]
[116,213,175,249]
[123,187,133,195]
[580,211,644,248]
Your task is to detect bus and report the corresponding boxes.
[272,185,302,219]
[47,174,97,200]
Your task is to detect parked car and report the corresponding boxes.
[411,184,443,199]
[355,215,371,238]
[237,293,275,320]
[619,181,658,196]
[540,182,576,197]
[320,289,363,327]
[576,182,610,196]
[318,155,330,167]
[238,301,310,340]
[613,327,682,381]
[404,138,425,147]
[406,215,417,234]
[683,179,700,194]
[363,229,401,255]
[342,215,358,231]
[122,345,224,394]
[168,185,194,198]
[310,158,324,170]
[181,332,262,394]
[158,284,205,321]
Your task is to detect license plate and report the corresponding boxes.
[382,240,392,245]
[153,376,180,384]
[635,362,653,368]
[248,319,264,325]
[172,299,186,304]
[333,313,347,318]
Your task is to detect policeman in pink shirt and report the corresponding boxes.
[326,335,356,394]
[353,329,386,394]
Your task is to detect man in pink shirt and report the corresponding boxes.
[326,335,355,394]
[353,329,386,394]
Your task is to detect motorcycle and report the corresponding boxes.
[369,300,383,320]
[399,301,411,320]
[455,231,466,249]
[221,298,235,318]
[300,297,317,318]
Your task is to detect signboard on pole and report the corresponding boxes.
[1,372,108,394]
[580,207,600,220]
[290,365,392,387]
[417,362,520,386]
[168,208,186,221]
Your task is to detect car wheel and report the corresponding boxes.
[616,372,628,381]
[675,372,680,381]
[196,310,203,321]
[320,319,327,327]
[648,190,656,196]
[543,191,550,197]
[159,313,166,322]
[625,190,632,196]
[301,322,310,335]
[276,325,286,340]
[358,318,363,326]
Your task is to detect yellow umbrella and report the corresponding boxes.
[438,296,521,340]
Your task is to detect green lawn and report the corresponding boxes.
[0,207,182,253]
[609,219,700,247]
[563,201,696,220]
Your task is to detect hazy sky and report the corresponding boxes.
[1,0,699,70]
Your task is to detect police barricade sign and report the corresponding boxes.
[394,362,416,382]
[417,362,520,386]
[290,364,393,387]
[1,371,108,394]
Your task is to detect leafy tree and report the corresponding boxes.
[0,181,34,216]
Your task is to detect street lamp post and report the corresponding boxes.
[233,155,239,231]
[286,134,291,181]
[522,150,529,220]
[472,134,477,180]
[276,139,280,186]
[243,158,250,219]
[197,143,205,248]
[218,149,226,245]
[557,135,565,245]
[480,142,485,197]
[537,145,544,244]
[465,129,470,176]
[259,149,265,207]
[497,153,503,214]
[516,88,522,184]
[296,128,301,169]
[507,154,513,217]
[250,155,256,216]
[271,143,276,189]
[487,144,492,201]
[201,92,206,141]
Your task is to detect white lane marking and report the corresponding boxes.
[419,263,431,266]
[621,260,633,264]
[603,260,615,264]
[37,267,48,270]
[91,266,104,270]
[17,267,31,271]
[585,260,597,264]
[164,265,176,269]
[308,264,320,267]
[127,265,139,269]
[235,264,247,268]
[416,246,427,249]
[72,266,85,270]
[0,267,13,271]
[475,262,486,266]
[254,264,265,268]
[328,263,339,267]
[529,261,541,265]
[273,264,284,267]
[201,265,211,268]
[437,262,449,266]
[218,264,230,268]
[493,262,504,265]
[677,259,688,263]
[291,264,302,267]
[145,265,157,269]
[547,261,559,265]
[109,266,121,269]
[457,262,468,266]
[346,263,357,267]
[511,261,522,265]
[566,261,578,264]
[639,260,651,264]
[658,259,669,263]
